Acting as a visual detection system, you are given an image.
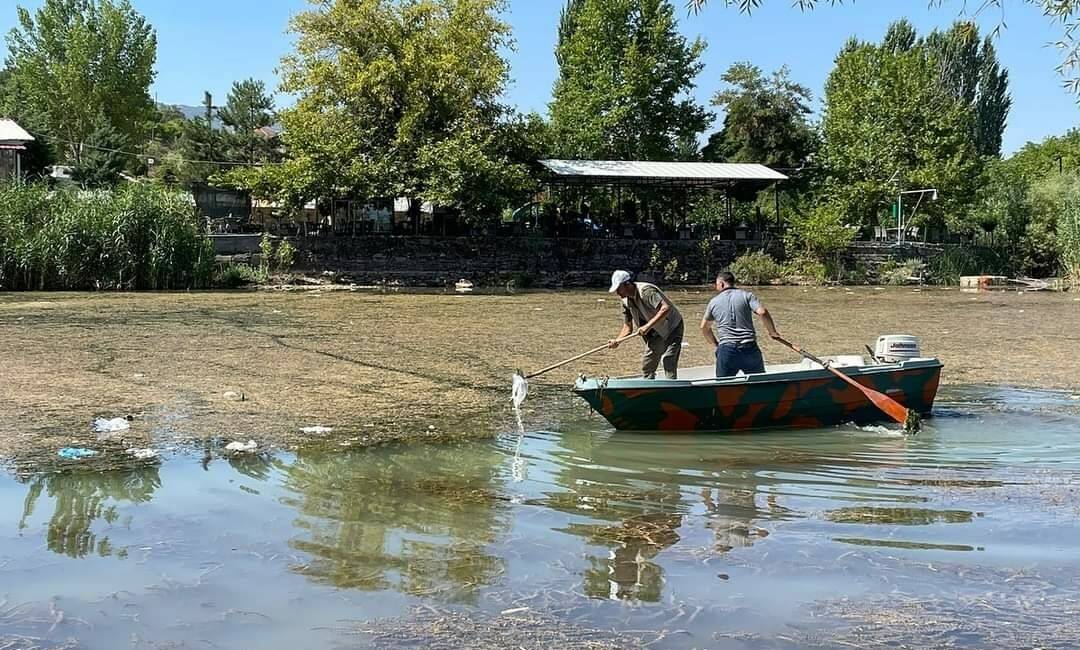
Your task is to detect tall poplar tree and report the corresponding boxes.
[549,0,711,160]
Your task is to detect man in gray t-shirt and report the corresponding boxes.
[700,270,781,377]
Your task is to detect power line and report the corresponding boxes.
[28,129,281,167]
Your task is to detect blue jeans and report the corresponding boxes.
[716,342,765,378]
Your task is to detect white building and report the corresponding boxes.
[0,118,35,179]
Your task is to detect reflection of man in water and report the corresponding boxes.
[701,486,763,554]
[582,513,682,602]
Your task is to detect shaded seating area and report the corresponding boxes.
[537,159,788,239]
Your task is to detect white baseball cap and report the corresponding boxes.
[608,270,632,293]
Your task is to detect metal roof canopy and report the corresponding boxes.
[0,118,34,145]
[539,159,787,189]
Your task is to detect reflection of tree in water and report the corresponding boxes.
[280,442,510,604]
[18,465,161,559]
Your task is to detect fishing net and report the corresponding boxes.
[510,372,528,409]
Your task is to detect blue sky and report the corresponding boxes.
[2,0,1076,153]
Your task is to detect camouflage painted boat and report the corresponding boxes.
[574,357,942,432]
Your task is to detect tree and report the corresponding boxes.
[685,1,1079,94]
[246,0,527,221]
[924,22,1011,157]
[0,66,56,178]
[549,0,711,160]
[218,78,277,164]
[982,129,1080,275]
[4,0,157,165]
[703,63,817,172]
[1004,127,1080,180]
[819,22,984,233]
[71,113,129,187]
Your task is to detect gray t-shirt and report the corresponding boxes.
[704,288,761,345]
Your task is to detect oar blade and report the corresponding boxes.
[859,388,911,425]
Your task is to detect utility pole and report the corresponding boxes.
[250,102,256,165]
[1055,154,1064,175]
[204,91,214,163]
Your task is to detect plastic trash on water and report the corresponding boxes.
[225,440,258,453]
[511,373,528,409]
[93,417,131,433]
[58,447,99,460]
[126,448,159,460]
[301,425,333,434]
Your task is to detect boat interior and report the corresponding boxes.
[673,355,871,382]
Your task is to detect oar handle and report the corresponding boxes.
[524,331,640,379]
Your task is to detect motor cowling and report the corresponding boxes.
[874,335,921,363]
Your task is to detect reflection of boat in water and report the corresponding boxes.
[575,356,943,432]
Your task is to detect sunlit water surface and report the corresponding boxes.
[2,385,1080,649]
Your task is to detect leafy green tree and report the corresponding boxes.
[0,66,57,177]
[1058,176,1080,284]
[1005,127,1080,180]
[4,0,157,164]
[703,62,817,172]
[549,0,711,160]
[71,113,129,187]
[218,78,277,164]
[686,0,1078,94]
[247,0,525,221]
[924,21,1011,157]
[973,131,1080,276]
[784,201,856,261]
[819,24,983,232]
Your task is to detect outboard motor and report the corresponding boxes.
[874,335,921,363]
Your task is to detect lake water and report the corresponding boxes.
[2,385,1080,649]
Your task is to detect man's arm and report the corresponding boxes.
[609,310,634,348]
[700,316,718,348]
[637,301,670,336]
[755,306,780,339]
[609,321,633,348]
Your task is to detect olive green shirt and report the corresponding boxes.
[621,282,683,339]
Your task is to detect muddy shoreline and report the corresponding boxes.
[0,287,1077,460]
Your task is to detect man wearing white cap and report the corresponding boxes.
[607,270,685,379]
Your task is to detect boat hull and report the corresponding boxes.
[574,359,942,432]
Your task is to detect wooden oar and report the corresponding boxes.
[523,331,640,380]
[772,336,920,432]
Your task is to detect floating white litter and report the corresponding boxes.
[511,373,529,408]
[225,440,258,452]
[301,425,333,434]
[127,448,159,459]
[93,417,130,433]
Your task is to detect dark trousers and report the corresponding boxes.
[642,321,684,379]
[716,341,765,378]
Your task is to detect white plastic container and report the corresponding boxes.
[874,335,921,363]
[832,355,866,367]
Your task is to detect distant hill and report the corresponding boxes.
[159,104,281,133]
[172,104,205,121]
[164,104,220,127]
